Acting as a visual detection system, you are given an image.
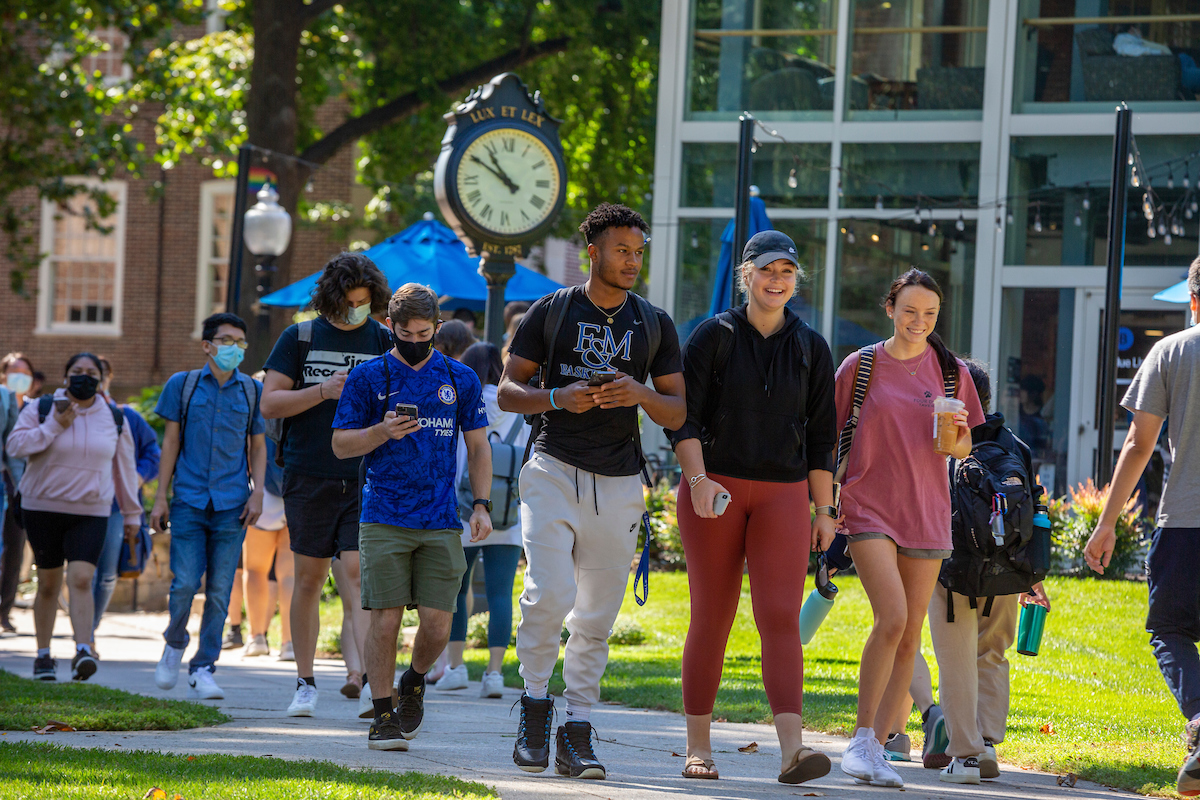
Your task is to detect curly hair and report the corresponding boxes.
[578,203,649,244]
[312,252,390,322]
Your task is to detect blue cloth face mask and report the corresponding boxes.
[211,343,245,372]
[5,372,32,396]
[345,303,372,326]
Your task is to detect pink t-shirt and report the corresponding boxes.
[834,342,985,551]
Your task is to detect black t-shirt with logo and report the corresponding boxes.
[507,290,682,477]
[263,316,392,480]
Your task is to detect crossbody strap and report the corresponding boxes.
[833,344,876,489]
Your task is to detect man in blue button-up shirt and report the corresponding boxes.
[150,312,266,701]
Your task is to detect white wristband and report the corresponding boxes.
[689,473,708,489]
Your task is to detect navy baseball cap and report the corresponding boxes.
[742,230,800,268]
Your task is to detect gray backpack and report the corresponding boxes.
[458,413,525,530]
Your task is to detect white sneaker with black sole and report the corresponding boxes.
[288,680,318,716]
[940,756,982,784]
[187,666,225,700]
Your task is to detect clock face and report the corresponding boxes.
[454,127,562,237]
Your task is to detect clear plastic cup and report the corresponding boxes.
[932,396,966,455]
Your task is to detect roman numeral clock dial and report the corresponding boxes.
[454,128,561,237]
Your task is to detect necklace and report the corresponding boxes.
[901,346,932,377]
[585,285,628,324]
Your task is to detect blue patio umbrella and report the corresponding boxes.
[708,194,773,317]
[1154,277,1192,303]
[260,217,564,307]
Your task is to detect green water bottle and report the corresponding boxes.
[799,554,838,646]
[1017,602,1048,656]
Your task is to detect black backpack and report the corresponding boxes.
[939,422,1046,620]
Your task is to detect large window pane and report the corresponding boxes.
[1014,0,1200,114]
[688,0,839,121]
[832,220,974,363]
[846,0,989,120]
[841,142,980,208]
[997,288,1075,497]
[1006,135,1200,266]
[674,218,826,341]
[682,142,832,208]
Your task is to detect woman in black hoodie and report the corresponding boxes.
[670,231,838,784]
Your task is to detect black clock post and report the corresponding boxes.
[435,73,567,346]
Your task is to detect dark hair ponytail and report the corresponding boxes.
[882,269,958,396]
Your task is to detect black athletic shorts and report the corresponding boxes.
[283,471,360,559]
[22,509,109,569]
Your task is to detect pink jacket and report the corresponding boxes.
[7,393,142,524]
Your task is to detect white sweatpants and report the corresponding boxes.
[516,451,645,713]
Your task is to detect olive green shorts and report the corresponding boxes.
[358,523,466,612]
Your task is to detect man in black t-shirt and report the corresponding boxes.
[498,204,685,779]
[261,252,392,718]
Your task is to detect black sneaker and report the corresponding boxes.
[71,650,97,681]
[397,680,424,740]
[33,656,56,681]
[513,694,555,772]
[368,710,409,751]
[555,721,606,780]
[221,625,243,650]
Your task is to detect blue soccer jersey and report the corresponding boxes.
[333,350,487,530]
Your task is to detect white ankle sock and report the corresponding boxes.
[37,648,50,658]
[524,682,549,699]
[565,702,590,722]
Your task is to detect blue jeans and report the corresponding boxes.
[1146,527,1200,721]
[91,508,124,632]
[449,544,521,647]
[163,501,245,674]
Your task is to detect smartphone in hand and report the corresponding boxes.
[713,492,732,516]
[395,403,418,421]
[53,397,71,413]
[588,371,619,387]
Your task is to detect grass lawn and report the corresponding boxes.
[0,741,495,800]
[0,669,229,731]
[454,571,1185,797]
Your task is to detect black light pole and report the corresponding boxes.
[481,255,515,347]
[1097,103,1132,486]
[730,112,755,309]
[225,145,253,314]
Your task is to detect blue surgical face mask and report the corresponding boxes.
[5,372,32,396]
[345,303,372,326]
[211,343,245,372]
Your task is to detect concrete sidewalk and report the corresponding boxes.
[0,608,1129,799]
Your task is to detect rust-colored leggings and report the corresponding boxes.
[679,475,811,716]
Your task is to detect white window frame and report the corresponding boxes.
[82,28,132,85]
[195,179,236,337]
[36,178,127,337]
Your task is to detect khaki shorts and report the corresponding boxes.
[849,531,952,560]
[358,523,466,612]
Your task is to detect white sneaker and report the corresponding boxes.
[480,671,504,698]
[277,641,294,662]
[979,742,999,779]
[288,680,319,716]
[435,664,468,691]
[358,681,374,720]
[155,644,184,690]
[187,666,225,700]
[242,634,268,657]
[840,728,876,782]
[867,736,905,787]
[940,756,981,784]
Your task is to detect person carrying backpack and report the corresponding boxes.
[930,359,1049,785]
[6,353,142,682]
[438,341,529,698]
[0,352,36,636]
[835,269,985,789]
[150,313,267,701]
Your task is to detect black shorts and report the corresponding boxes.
[22,509,109,569]
[283,472,360,559]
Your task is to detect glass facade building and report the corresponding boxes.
[648,0,1200,497]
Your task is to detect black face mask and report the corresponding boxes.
[67,373,100,401]
[392,329,435,366]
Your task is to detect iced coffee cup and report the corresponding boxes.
[933,396,966,456]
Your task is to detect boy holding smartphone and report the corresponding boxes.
[331,283,492,752]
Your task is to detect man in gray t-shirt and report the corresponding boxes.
[1086,256,1200,797]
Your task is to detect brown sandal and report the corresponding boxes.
[683,755,719,779]
[778,745,831,784]
[340,672,363,699]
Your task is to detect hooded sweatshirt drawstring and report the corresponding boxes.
[570,465,600,515]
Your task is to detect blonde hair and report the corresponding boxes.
[736,259,805,297]
[387,283,440,326]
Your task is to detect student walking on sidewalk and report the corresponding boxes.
[498,204,685,780]
[6,353,142,681]
[834,270,984,788]
[331,283,493,752]
[1086,257,1200,798]
[261,252,392,716]
[150,313,267,701]
[670,231,837,784]
[0,352,36,636]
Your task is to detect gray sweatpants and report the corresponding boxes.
[515,451,645,714]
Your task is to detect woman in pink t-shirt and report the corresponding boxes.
[834,269,985,788]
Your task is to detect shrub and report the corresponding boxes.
[608,619,648,646]
[466,611,518,648]
[644,479,685,569]
[1052,479,1147,578]
[124,384,165,441]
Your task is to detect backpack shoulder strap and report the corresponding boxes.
[629,293,662,382]
[833,344,877,486]
[293,320,315,390]
[107,403,124,436]
[178,369,203,447]
[37,395,54,424]
[713,312,736,375]
[540,286,576,389]
[797,321,815,372]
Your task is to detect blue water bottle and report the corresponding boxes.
[799,554,839,645]
[1031,497,1052,574]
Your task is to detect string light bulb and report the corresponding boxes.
[787,168,799,189]
[928,221,937,236]
[875,195,884,211]
[1144,195,1155,220]
[1131,168,1140,188]
[690,232,699,248]
[1158,219,1167,236]
[847,226,856,244]
[1168,170,1175,190]
[913,203,922,224]
[837,180,844,198]
[1148,222,1157,239]
[1007,210,1014,225]
[1074,212,1082,227]
[1165,232,1173,246]
[956,212,965,232]
[1128,153,1135,166]
[1033,202,1042,233]
[1082,196,1091,211]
